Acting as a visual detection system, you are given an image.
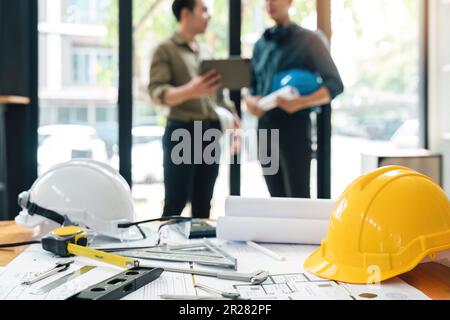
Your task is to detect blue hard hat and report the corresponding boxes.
[271,69,323,95]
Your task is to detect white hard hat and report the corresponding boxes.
[15,160,143,241]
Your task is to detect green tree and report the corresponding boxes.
[337,0,419,94]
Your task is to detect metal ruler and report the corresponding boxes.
[32,266,96,295]
[109,240,237,270]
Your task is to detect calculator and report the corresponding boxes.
[175,219,217,239]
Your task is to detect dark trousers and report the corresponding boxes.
[258,111,312,198]
[162,120,222,219]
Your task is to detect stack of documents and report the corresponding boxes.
[217,197,335,245]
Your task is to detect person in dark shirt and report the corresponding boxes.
[246,0,344,198]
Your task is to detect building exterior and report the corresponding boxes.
[38,0,118,165]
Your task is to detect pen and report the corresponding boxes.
[246,241,286,262]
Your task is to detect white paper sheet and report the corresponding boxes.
[288,281,354,300]
[191,240,317,274]
[235,283,290,300]
[190,241,319,296]
[217,216,329,245]
[0,245,121,300]
[233,276,353,300]
[225,197,335,220]
[233,273,430,301]
[123,272,196,300]
[340,278,431,300]
[0,244,193,301]
[0,236,433,301]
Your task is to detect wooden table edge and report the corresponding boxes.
[0,96,31,105]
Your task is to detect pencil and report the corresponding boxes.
[246,241,287,262]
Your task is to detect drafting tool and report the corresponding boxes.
[21,260,74,286]
[67,267,163,300]
[139,261,269,285]
[32,266,97,295]
[247,241,287,261]
[106,239,237,270]
[195,283,243,300]
[42,226,140,269]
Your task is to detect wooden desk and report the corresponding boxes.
[1,221,449,300]
[0,221,35,267]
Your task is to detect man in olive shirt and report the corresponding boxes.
[148,0,239,218]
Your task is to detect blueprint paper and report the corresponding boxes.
[123,272,196,300]
[0,245,120,300]
[0,241,432,301]
[0,244,195,300]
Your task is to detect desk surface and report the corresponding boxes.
[0,96,30,105]
[1,221,450,300]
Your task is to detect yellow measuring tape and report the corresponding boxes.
[43,226,139,269]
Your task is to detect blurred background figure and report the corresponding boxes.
[246,0,343,198]
[148,0,240,218]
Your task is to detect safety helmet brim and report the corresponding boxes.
[305,238,450,285]
[304,247,397,285]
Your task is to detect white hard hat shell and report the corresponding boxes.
[16,160,141,241]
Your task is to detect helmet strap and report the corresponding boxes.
[26,202,66,226]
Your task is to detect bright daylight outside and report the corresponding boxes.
[37,0,421,220]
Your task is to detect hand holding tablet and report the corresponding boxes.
[200,58,251,90]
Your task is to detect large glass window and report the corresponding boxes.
[64,0,110,24]
[433,0,450,136]
[330,0,421,197]
[131,0,230,220]
[71,47,116,85]
[38,0,118,176]
[36,0,426,216]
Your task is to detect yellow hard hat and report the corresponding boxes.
[304,166,450,284]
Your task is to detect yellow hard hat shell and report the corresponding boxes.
[304,166,450,284]
[53,226,84,238]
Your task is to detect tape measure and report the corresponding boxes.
[42,226,139,269]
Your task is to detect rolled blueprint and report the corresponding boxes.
[216,216,329,245]
[225,196,336,220]
[257,86,300,111]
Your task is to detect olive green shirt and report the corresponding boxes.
[148,33,236,122]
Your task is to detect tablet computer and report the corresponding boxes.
[200,57,251,90]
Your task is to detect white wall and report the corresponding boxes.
[429,0,450,196]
